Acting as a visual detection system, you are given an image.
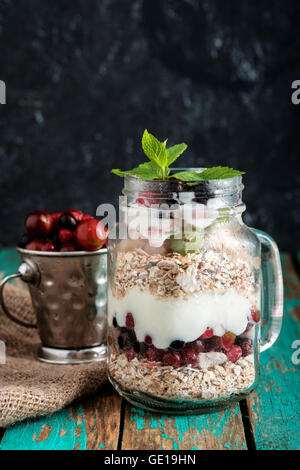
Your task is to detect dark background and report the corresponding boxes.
[0,0,299,249]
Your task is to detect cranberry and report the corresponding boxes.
[58,229,74,243]
[75,219,107,251]
[205,336,222,352]
[200,328,214,339]
[18,233,31,248]
[220,332,236,351]
[182,348,198,366]
[126,349,137,362]
[25,239,44,251]
[59,242,78,252]
[163,351,181,368]
[58,213,78,231]
[112,317,118,328]
[125,312,135,329]
[188,339,205,353]
[25,211,54,238]
[251,309,260,323]
[146,346,163,362]
[144,335,152,345]
[226,345,242,363]
[42,240,56,252]
[169,340,185,351]
[237,338,253,356]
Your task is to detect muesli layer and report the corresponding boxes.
[109,353,255,400]
[112,248,255,300]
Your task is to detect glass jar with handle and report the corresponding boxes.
[107,170,283,414]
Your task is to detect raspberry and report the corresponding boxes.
[163,351,181,368]
[182,348,198,366]
[226,345,242,363]
[200,328,214,339]
[125,312,135,329]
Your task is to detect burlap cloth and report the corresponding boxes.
[0,283,107,428]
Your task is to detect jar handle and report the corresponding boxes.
[0,260,40,329]
[252,229,284,351]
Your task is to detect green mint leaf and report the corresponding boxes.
[166,143,187,165]
[142,129,168,168]
[172,167,245,182]
[112,162,163,180]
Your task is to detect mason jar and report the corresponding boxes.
[107,170,283,414]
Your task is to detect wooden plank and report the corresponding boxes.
[121,403,247,450]
[0,384,122,450]
[246,253,300,450]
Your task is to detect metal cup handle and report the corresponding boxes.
[0,259,40,328]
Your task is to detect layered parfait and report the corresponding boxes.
[107,130,260,405]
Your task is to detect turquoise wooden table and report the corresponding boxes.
[0,248,299,450]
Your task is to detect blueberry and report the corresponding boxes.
[169,340,185,351]
[133,342,140,354]
[113,317,118,328]
[18,233,30,248]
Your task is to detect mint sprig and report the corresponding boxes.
[112,130,244,181]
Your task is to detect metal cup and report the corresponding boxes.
[0,247,108,364]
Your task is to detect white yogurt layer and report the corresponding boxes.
[108,288,250,349]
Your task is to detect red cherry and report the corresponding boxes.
[126,349,137,362]
[220,332,236,351]
[81,214,94,221]
[125,312,135,329]
[182,348,198,366]
[25,211,54,238]
[146,346,163,362]
[25,239,44,251]
[144,335,152,345]
[226,345,242,363]
[75,219,107,251]
[58,229,74,243]
[163,351,181,368]
[251,309,260,323]
[42,240,56,252]
[200,328,214,339]
[60,242,78,252]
